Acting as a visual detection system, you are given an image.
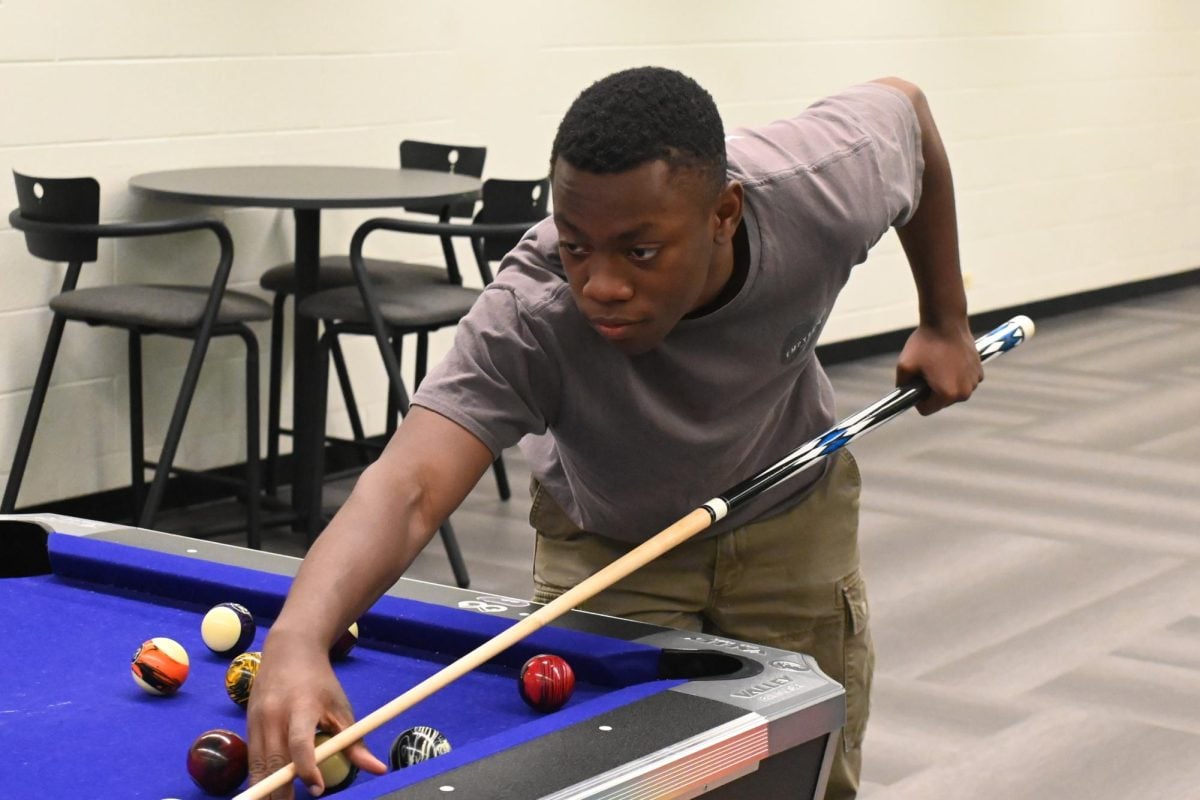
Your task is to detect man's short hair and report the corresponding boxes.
[551,66,727,195]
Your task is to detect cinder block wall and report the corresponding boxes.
[2,2,1197,505]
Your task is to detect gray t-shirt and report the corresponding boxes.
[414,83,923,543]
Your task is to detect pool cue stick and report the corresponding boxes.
[237,314,1034,800]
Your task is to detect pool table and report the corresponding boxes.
[0,514,844,799]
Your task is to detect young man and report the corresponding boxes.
[247,67,982,800]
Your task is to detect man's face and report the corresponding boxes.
[552,158,741,356]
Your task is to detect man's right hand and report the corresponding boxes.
[244,408,496,797]
[247,629,388,799]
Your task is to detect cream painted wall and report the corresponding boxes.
[2,1,1197,505]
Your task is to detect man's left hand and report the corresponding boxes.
[895,320,983,415]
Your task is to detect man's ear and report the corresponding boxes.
[713,180,744,244]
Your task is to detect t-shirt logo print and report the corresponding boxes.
[780,314,825,365]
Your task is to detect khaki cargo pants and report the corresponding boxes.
[530,449,873,800]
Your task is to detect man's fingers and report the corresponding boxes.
[265,752,296,800]
[247,748,294,800]
[345,740,390,776]
[895,359,919,390]
[319,706,389,779]
[289,717,325,797]
[900,341,984,416]
[248,698,299,800]
[918,373,981,415]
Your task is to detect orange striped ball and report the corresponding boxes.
[131,637,190,696]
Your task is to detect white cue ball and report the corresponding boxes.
[201,602,256,656]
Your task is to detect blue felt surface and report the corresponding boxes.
[50,534,664,684]
[0,533,679,798]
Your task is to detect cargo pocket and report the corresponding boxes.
[530,479,589,603]
[840,568,875,752]
[529,479,583,539]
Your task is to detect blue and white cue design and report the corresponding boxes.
[702,315,1035,522]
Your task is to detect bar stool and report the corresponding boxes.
[296,177,550,585]
[258,141,491,497]
[2,172,270,547]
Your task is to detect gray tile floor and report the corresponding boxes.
[205,285,1200,799]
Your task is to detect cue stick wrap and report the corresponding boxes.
[713,314,1034,512]
[236,314,1034,800]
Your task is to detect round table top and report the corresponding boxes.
[128,165,481,210]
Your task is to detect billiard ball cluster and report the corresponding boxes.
[142,603,368,796]
[138,604,582,795]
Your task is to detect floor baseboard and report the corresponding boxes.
[816,266,1200,365]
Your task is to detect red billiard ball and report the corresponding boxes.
[186,729,248,796]
[518,653,575,713]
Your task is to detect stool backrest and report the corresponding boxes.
[473,177,550,263]
[399,140,487,219]
[13,172,100,263]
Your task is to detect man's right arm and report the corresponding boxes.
[247,407,496,798]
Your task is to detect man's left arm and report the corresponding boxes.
[873,76,983,415]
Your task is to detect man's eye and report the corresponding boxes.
[629,246,660,261]
[559,242,587,257]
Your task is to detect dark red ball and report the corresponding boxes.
[518,653,575,713]
[330,621,359,660]
[187,728,249,796]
